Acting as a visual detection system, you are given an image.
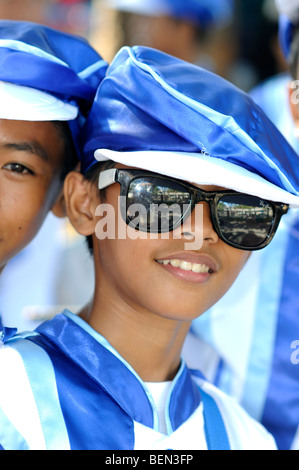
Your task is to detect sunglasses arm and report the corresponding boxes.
[98,168,118,190]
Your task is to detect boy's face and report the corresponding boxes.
[96,185,250,322]
[66,165,251,323]
[0,119,65,271]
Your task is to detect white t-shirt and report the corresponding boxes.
[146,381,172,434]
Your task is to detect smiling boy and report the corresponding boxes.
[1,46,299,450]
[0,120,67,270]
[0,20,107,275]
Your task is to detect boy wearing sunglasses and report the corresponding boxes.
[1,46,299,450]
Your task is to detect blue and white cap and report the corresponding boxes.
[0,20,108,137]
[82,46,299,207]
[276,0,299,59]
[108,0,234,27]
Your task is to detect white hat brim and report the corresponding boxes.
[0,81,78,121]
[107,0,169,16]
[95,149,299,208]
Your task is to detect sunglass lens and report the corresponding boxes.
[126,177,191,232]
[217,195,274,248]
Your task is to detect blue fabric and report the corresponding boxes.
[168,364,201,432]
[0,317,17,343]
[30,334,134,450]
[0,312,233,450]
[261,215,299,450]
[81,45,299,199]
[32,313,202,449]
[35,314,154,428]
[35,313,202,431]
[190,369,230,450]
[0,326,17,343]
[0,20,107,106]
[0,20,108,148]
[201,389,230,450]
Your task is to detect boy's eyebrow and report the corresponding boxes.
[0,141,49,162]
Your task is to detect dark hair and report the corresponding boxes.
[289,28,299,79]
[52,121,79,180]
[83,159,116,254]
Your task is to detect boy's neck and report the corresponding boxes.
[79,296,191,383]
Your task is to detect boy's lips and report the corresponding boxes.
[155,252,219,283]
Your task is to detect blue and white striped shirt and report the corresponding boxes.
[0,311,276,450]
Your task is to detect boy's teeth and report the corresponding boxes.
[158,259,210,273]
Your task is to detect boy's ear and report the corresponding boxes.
[51,162,82,218]
[63,170,98,236]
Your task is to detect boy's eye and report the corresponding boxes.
[2,163,33,174]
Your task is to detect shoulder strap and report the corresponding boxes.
[200,389,230,450]
[0,336,70,450]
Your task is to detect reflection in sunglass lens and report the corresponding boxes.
[126,177,191,232]
[217,195,274,248]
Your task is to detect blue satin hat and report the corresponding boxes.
[82,46,299,207]
[0,20,108,146]
[109,0,234,27]
[276,0,299,60]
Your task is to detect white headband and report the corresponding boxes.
[95,149,299,208]
[0,81,78,121]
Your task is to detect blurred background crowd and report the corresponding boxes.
[0,0,287,90]
[0,0,293,330]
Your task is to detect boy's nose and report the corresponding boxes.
[177,202,219,247]
[201,202,219,245]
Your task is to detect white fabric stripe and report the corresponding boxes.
[13,337,70,450]
[0,40,105,78]
[78,59,107,79]
[290,425,299,450]
[0,39,69,67]
[0,344,47,450]
[0,406,30,450]
[121,46,298,195]
[95,149,299,207]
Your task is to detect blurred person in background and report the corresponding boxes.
[91,0,237,79]
[250,0,299,152]
[0,0,49,23]
[0,0,91,34]
[185,0,299,450]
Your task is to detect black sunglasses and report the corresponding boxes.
[98,168,288,251]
